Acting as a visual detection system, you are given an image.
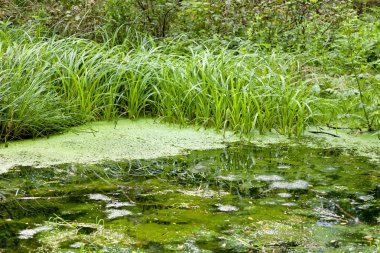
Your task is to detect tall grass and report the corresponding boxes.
[152,48,317,137]
[0,27,335,142]
[0,36,83,142]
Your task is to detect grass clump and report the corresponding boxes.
[151,47,317,137]
[1,16,379,142]
[0,36,83,142]
[0,28,324,141]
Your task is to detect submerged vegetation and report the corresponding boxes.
[0,145,379,252]
[0,0,379,142]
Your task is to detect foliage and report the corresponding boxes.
[0,1,362,44]
[0,1,379,141]
[0,27,327,140]
[1,0,379,59]
[324,11,380,71]
[103,0,179,39]
[0,29,83,142]
[319,10,380,131]
[150,47,317,137]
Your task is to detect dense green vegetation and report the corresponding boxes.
[0,0,379,142]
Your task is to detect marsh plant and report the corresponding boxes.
[1,3,380,142]
[0,27,325,141]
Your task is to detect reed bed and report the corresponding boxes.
[0,28,333,141]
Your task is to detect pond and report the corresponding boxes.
[0,144,379,252]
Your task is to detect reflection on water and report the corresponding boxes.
[0,144,379,252]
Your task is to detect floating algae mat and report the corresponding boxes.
[0,144,379,252]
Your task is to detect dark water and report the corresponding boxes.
[0,144,379,252]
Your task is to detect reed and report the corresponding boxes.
[0,28,345,141]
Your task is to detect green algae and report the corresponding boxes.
[0,144,379,252]
[0,119,379,176]
[0,119,238,173]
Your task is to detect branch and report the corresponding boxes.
[308,131,341,138]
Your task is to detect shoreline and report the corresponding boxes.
[1,119,379,174]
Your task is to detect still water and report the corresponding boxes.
[0,144,379,252]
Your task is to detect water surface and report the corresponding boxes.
[0,144,379,252]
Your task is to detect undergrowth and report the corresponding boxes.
[0,15,379,141]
